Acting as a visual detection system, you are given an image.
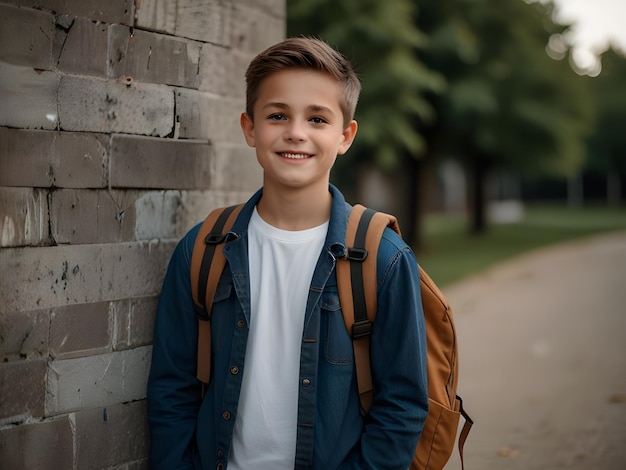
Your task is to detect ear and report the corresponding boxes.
[240,112,256,147]
[337,120,358,155]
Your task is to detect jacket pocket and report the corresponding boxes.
[212,281,233,303]
[321,291,353,364]
[211,280,235,352]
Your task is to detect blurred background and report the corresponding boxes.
[288,0,626,285]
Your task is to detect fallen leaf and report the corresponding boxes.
[497,447,520,458]
[608,393,626,404]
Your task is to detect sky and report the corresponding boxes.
[546,0,626,74]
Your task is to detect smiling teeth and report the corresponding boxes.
[282,153,310,159]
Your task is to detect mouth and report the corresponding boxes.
[278,152,313,160]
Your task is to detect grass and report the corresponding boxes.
[415,204,626,287]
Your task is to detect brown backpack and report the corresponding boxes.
[191,203,473,469]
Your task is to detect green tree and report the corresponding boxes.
[416,0,594,233]
[585,47,626,205]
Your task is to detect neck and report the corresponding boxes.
[257,184,331,231]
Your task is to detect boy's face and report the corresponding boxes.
[241,69,357,193]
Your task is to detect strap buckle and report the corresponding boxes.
[194,304,210,321]
[205,233,227,244]
[347,247,368,261]
[352,319,372,339]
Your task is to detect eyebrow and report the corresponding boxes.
[261,102,289,111]
[261,102,336,116]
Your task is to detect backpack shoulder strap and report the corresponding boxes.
[338,205,474,468]
[190,203,244,384]
[336,204,401,414]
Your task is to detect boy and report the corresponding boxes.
[147,37,428,469]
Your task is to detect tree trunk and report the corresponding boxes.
[470,155,488,234]
[607,170,621,207]
[402,155,423,250]
[567,175,584,208]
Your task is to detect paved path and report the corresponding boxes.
[442,231,626,470]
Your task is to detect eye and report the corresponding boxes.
[309,116,328,125]
[268,113,286,121]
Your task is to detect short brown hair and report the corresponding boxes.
[245,37,361,128]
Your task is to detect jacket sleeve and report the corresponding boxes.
[340,232,429,469]
[147,228,203,470]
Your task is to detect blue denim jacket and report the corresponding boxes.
[147,185,428,469]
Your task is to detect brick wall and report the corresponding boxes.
[0,1,285,468]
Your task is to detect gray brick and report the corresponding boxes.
[208,96,247,144]
[58,76,174,137]
[110,135,211,189]
[0,128,52,187]
[175,88,213,140]
[51,131,109,187]
[135,0,232,46]
[112,297,158,350]
[231,3,285,54]
[133,190,181,240]
[129,297,158,348]
[0,128,108,189]
[0,241,176,313]
[75,401,149,469]
[5,0,134,24]
[175,92,246,143]
[173,0,232,45]
[46,347,151,414]
[0,309,50,361]
[0,416,73,470]
[198,42,249,98]
[57,17,108,76]
[49,189,180,244]
[109,25,201,88]
[0,4,54,70]
[234,0,285,18]
[0,359,47,421]
[49,302,111,359]
[49,189,135,244]
[0,188,49,248]
[0,62,60,130]
[134,0,175,36]
[211,143,261,191]
[235,0,283,15]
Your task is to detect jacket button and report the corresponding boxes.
[230,366,239,375]
[222,411,231,420]
[236,319,245,328]
[217,450,224,457]
[302,378,311,387]
[217,464,224,470]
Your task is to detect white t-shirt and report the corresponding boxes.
[228,207,328,469]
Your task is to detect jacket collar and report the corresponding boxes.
[229,184,350,259]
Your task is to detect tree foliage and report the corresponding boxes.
[585,47,626,175]
[423,0,593,170]
[416,0,594,232]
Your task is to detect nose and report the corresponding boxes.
[284,120,306,142]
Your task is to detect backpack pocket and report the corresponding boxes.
[412,397,461,470]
